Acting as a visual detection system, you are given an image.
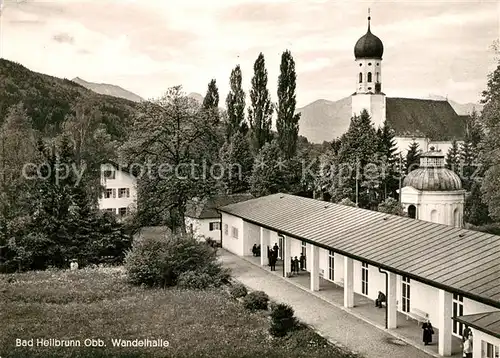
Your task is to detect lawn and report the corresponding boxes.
[0,266,360,358]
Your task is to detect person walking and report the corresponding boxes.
[422,319,434,346]
[462,325,472,342]
[270,251,276,271]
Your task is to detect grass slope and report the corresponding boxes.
[0,267,360,358]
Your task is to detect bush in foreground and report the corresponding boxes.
[269,303,298,337]
[243,290,269,311]
[230,283,248,299]
[124,233,228,287]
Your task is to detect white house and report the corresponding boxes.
[219,188,499,356]
[184,194,253,244]
[350,14,469,156]
[98,163,137,219]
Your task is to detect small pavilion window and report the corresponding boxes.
[359,72,362,83]
[376,72,380,82]
[367,72,372,83]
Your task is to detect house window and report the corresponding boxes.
[452,294,464,337]
[105,208,115,214]
[361,262,369,295]
[118,188,130,198]
[376,72,380,82]
[368,62,372,66]
[118,207,127,216]
[358,72,362,83]
[103,170,115,179]
[328,250,334,281]
[367,72,372,83]
[231,227,238,238]
[209,222,221,231]
[224,224,228,235]
[408,205,417,219]
[486,342,499,358]
[402,276,410,313]
[104,189,115,199]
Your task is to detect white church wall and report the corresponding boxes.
[429,141,464,156]
[394,137,429,156]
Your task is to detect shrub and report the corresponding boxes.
[177,267,230,290]
[243,290,269,311]
[124,233,227,288]
[269,303,298,337]
[230,283,248,299]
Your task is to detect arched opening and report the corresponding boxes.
[367,72,372,82]
[359,72,362,83]
[408,205,416,219]
[430,210,438,222]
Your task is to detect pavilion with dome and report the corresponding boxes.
[218,146,500,357]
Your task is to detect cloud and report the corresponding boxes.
[52,32,74,44]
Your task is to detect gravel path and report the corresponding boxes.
[221,251,434,358]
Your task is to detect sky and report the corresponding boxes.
[0,0,499,107]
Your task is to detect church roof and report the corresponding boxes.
[386,98,467,140]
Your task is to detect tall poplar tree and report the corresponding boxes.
[248,53,273,152]
[202,79,219,110]
[276,50,301,159]
[225,65,247,140]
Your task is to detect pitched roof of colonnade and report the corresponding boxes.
[218,193,500,309]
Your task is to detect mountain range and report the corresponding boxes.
[67,76,485,145]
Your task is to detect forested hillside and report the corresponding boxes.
[0,59,137,140]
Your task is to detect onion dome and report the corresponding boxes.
[354,15,384,59]
[403,147,462,191]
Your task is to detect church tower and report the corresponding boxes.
[400,148,465,228]
[351,10,386,129]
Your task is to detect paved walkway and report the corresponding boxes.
[220,250,459,358]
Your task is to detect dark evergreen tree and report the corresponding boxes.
[465,181,491,226]
[405,141,421,173]
[276,50,301,159]
[460,135,475,192]
[248,53,273,152]
[445,140,460,174]
[220,132,253,194]
[376,121,399,198]
[225,65,247,140]
[334,110,380,208]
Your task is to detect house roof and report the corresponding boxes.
[219,193,500,309]
[455,311,500,339]
[386,98,467,140]
[101,161,136,177]
[186,194,254,219]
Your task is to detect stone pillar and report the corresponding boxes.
[438,289,453,356]
[472,335,481,358]
[283,235,291,277]
[387,271,397,329]
[310,245,319,291]
[260,227,269,266]
[344,256,354,308]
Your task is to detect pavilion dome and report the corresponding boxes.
[354,17,384,59]
[403,147,463,191]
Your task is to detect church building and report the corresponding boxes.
[350,14,468,155]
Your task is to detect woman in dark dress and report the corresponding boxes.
[422,320,434,345]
